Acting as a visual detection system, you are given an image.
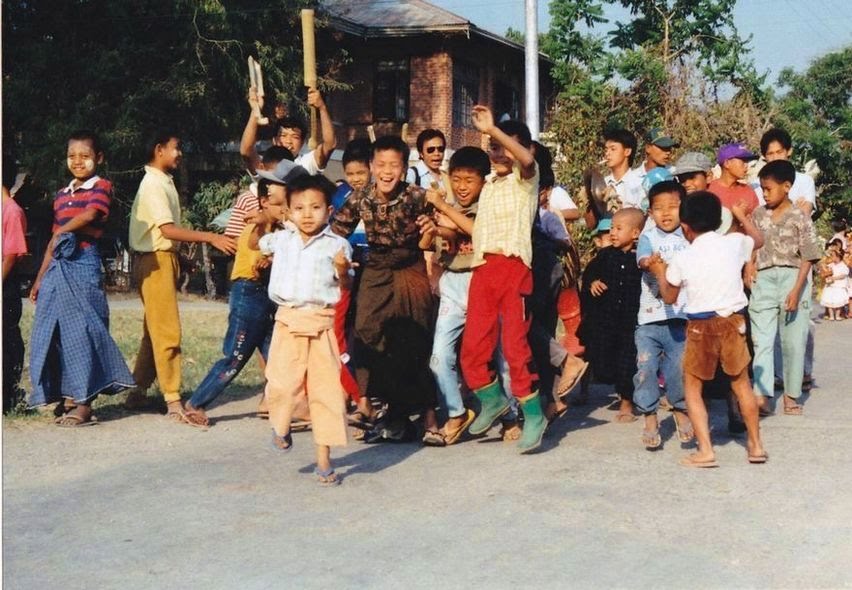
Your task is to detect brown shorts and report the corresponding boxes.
[683,314,751,381]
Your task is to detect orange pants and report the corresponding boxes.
[557,287,584,356]
[265,307,347,447]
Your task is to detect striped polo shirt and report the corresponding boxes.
[53,175,111,247]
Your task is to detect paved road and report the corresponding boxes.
[3,318,851,589]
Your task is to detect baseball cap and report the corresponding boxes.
[716,143,758,165]
[673,152,713,175]
[256,159,309,185]
[642,167,675,193]
[645,128,679,149]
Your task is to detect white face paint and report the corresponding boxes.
[66,139,99,180]
[68,157,95,172]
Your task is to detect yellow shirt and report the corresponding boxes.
[129,166,181,252]
[230,223,264,281]
[471,162,539,268]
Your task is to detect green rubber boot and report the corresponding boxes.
[469,380,511,435]
[517,391,547,454]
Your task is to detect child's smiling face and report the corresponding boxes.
[449,167,484,207]
[66,139,102,181]
[344,160,370,191]
[370,148,405,198]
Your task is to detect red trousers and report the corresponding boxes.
[461,254,535,397]
[335,287,360,402]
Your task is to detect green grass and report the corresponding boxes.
[9,303,265,421]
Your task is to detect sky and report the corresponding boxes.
[430,0,852,83]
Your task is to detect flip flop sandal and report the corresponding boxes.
[182,409,210,430]
[679,455,719,468]
[271,431,293,452]
[555,360,590,398]
[55,413,98,428]
[347,411,373,430]
[290,419,312,432]
[314,467,341,487]
[500,423,522,442]
[614,412,637,423]
[783,404,803,415]
[673,414,695,443]
[641,428,662,450]
[748,452,769,464]
[443,409,475,445]
[53,401,77,418]
[422,429,447,447]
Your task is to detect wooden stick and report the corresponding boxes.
[301,9,318,149]
[400,122,409,144]
[367,125,376,143]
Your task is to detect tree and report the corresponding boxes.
[773,46,852,218]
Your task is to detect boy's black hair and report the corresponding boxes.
[759,128,792,155]
[342,138,372,167]
[2,155,18,190]
[496,119,532,148]
[758,160,796,185]
[680,191,722,233]
[648,180,686,207]
[830,219,847,233]
[257,178,272,199]
[146,128,180,161]
[275,117,308,140]
[416,129,446,153]
[68,130,103,155]
[371,135,410,166]
[262,146,294,165]
[539,168,556,190]
[286,173,337,206]
[603,128,637,166]
[448,146,490,179]
[532,140,553,170]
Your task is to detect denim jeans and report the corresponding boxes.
[430,271,471,419]
[632,321,686,414]
[189,279,275,409]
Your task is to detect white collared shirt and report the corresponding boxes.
[259,224,352,308]
[605,167,645,209]
[666,231,753,317]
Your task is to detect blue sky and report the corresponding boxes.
[431,0,852,83]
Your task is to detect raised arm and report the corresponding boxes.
[472,105,535,179]
[239,87,263,174]
[307,88,337,169]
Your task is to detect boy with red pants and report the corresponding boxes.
[460,106,545,453]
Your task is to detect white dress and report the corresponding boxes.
[820,262,850,308]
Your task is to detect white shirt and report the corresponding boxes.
[753,171,815,209]
[605,167,645,209]
[666,232,753,317]
[259,224,351,308]
[548,185,578,212]
[405,160,445,190]
[295,150,323,175]
[636,226,689,324]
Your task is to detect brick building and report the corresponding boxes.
[320,0,553,150]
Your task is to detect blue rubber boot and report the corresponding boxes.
[469,379,511,435]
[517,391,546,454]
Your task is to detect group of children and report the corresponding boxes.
[4,83,840,482]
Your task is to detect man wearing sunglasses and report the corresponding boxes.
[406,129,448,189]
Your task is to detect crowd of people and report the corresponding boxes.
[3,85,850,486]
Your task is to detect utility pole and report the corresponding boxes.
[525,0,539,139]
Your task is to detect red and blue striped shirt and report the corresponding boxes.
[53,175,112,248]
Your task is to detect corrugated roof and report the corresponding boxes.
[320,0,471,35]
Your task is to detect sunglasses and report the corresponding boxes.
[424,145,446,154]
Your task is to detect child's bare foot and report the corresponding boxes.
[679,452,719,468]
[499,419,522,441]
[614,398,636,423]
[165,400,185,422]
[544,399,568,423]
[747,441,768,464]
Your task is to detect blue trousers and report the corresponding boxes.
[632,321,686,414]
[189,279,275,409]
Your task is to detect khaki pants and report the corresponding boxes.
[133,251,182,402]
[265,307,347,447]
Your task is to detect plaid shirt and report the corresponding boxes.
[472,162,539,268]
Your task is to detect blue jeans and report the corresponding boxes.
[430,271,471,419]
[633,321,686,414]
[189,279,275,409]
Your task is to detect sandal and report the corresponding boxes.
[271,431,293,452]
[347,410,373,430]
[499,421,522,442]
[314,467,341,487]
[555,359,589,398]
[673,412,695,443]
[783,402,803,415]
[756,396,774,417]
[182,407,210,429]
[422,429,447,447]
[443,409,475,445]
[614,412,637,423]
[55,412,98,428]
[641,428,661,450]
[290,419,312,432]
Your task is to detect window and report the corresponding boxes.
[495,81,520,122]
[374,59,409,122]
[452,61,480,128]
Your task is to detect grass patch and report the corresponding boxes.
[9,301,264,421]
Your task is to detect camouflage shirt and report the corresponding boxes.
[331,181,428,250]
[752,205,821,270]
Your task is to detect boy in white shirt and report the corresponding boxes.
[649,191,767,468]
[258,174,354,486]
